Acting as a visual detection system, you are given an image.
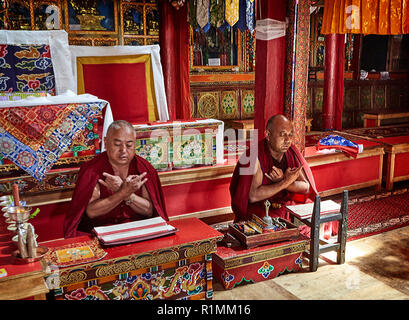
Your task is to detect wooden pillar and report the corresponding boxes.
[254,0,286,138]
[323,33,345,130]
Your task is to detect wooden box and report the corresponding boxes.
[213,234,309,290]
[228,215,300,249]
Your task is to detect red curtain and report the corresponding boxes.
[159,1,191,121]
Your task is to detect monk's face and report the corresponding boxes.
[265,117,294,154]
[104,127,135,166]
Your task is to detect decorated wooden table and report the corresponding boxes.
[212,234,309,290]
[42,217,223,300]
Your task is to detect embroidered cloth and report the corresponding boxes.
[317,134,363,158]
[0,44,56,95]
[0,101,107,181]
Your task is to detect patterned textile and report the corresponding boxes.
[196,0,210,31]
[225,0,239,26]
[0,44,56,95]
[236,0,247,31]
[246,0,255,33]
[317,134,361,158]
[0,102,107,181]
[284,0,310,153]
[210,0,225,28]
[0,91,47,101]
[189,0,198,29]
[44,238,107,268]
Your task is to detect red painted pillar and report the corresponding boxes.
[254,0,286,138]
[323,33,345,130]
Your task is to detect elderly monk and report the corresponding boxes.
[230,114,317,223]
[64,120,168,238]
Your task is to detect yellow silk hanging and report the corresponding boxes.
[322,0,409,34]
[225,0,239,26]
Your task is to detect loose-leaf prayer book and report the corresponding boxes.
[286,200,341,220]
[93,217,177,246]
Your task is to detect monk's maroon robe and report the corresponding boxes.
[63,152,168,238]
[229,139,338,238]
[230,138,317,222]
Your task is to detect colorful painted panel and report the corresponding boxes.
[135,136,170,171]
[240,89,254,119]
[0,102,106,181]
[220,91,238,119]
[54,260,207,300]
[0,44,56,94]
[344,87,359,111]
[0,169,79,196]
[213,253,303,290]
[172,133,215,168]
[374,85,386,109]
[360,86,372,110]
[197,92,219,119]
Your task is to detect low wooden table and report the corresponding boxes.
[363,110,409,128]
[43,218,223,300]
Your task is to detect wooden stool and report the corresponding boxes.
[288,190,348,272]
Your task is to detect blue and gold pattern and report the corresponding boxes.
[0,44,56,95]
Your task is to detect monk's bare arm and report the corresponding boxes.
[286,167,310,194]
[248,159,300,203]
[126,185,153,217]
[85,183,129,218]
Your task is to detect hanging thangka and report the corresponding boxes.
[189,0,198,29]
[196,0,211,32]
[189,0,255,33]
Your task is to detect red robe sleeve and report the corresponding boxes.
[63,154,103,238]
[63,153,168,239]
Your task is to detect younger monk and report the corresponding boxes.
[64,120,168,238]
[230,114,317,222]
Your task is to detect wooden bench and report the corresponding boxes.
[363,110,409,128]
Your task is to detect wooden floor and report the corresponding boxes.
[213,225,409,300]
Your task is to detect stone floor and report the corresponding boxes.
[213,225,409,300]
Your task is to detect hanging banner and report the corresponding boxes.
[225,0,240,26]
[197,0,211,31]
[246,0,255,33]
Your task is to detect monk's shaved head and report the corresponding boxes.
[106,120,135,138]
[266,114,292,132]
[265,114,294,157]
